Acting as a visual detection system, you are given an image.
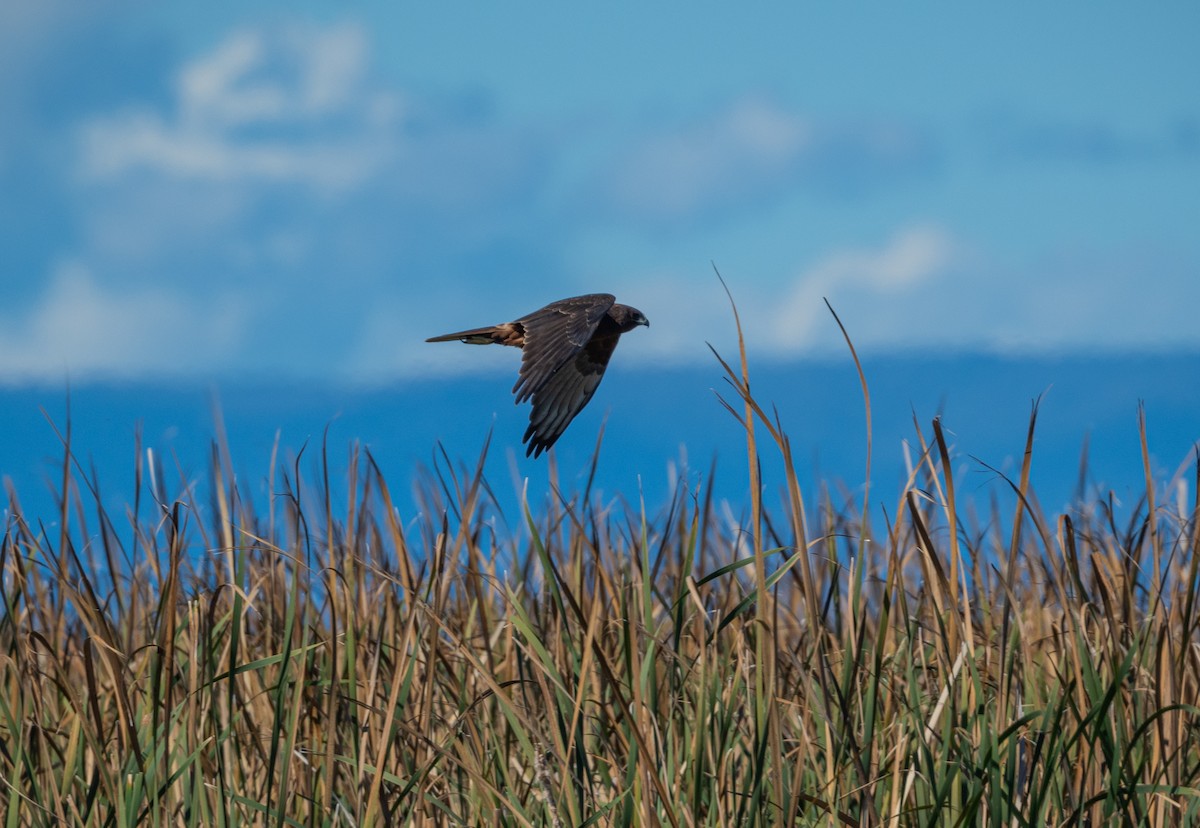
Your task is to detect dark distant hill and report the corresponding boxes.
[2,351,1197,531]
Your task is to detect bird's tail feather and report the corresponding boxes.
[425,326,503,344]
[426,322,524,346]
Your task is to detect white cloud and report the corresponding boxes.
[598,95,935,222]
[605,97,812,219]
[0,0,93,73]
[772,225,958,349]
[79,22,398,191]
[4,18,552,383]
[0,262,247,382]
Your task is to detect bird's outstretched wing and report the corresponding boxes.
[512,293,615,404]
[523,335,620,457]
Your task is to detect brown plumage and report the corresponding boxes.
[426,293,649,457]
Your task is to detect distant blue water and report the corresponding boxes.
[2,352,1197,544]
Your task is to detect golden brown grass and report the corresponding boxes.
[2,306,1200,826]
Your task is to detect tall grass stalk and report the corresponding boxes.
[2,306,1200,825]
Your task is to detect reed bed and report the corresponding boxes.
[3,314,1200,826]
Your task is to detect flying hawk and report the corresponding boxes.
[426,293,649,457]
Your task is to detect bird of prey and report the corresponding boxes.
[426,293,649,457]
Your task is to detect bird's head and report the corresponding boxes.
[613,304,650,332]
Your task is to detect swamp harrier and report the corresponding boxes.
[426,293,649,457]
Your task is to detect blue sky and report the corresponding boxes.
[2,2,1198,384]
